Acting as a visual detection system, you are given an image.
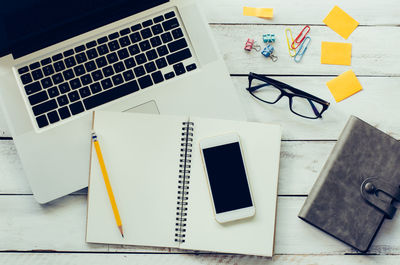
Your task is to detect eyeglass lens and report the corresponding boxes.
[290,96,323,118]
[250,78,282,103]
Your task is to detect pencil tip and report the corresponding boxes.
[118,226,124,238]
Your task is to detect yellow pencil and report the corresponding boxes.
[92,132,124,238]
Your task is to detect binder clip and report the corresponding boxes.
[244,38,261,52]
[263,34,275,43]
[261,45,278,62]
[294,36,311,63]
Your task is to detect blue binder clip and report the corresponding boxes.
[261,45,278,62]
[263,34,275,43]
[294,36,311,63]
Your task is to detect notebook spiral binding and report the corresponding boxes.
[174,121,194,243]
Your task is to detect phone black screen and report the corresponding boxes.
[202,142,253,214]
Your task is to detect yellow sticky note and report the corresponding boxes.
[243,7,273,19]
[323,6,359,39]
[326,70,362,102]
[321,41,352,66]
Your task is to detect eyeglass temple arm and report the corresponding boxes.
[270,80,327,104]
[308,99,321,117]
[278,84,329,106]
[247,83,272,93]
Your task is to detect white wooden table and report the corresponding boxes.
[1,0,400,264]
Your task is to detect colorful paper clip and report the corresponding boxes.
[261,45,278,62]
[263,33,275,43]
[244,38,261,52]
[285,28,296,57]
[294,36,311,63]
[291,25,310,49]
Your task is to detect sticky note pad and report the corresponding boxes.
[326,70,362,102]
[243,7,273,19]
[321,41,352,66]
[323,6,359,39]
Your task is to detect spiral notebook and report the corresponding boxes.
[86,111,281,257]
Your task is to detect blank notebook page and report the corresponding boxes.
[182,118,281,256]
[86,111,185,248]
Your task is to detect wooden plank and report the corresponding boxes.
[1,75,400,139]
[278,141,334,195]
[201,0,400,25]
[0,140,336,196]
[0,195,106,252]
[1,195,400,255]
[0,195,167,253]
[0,140,30,194]
[233,76,400,140]
[212,25,400,76]
[0,253,399,265]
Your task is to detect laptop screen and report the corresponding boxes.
[0,0,168,58]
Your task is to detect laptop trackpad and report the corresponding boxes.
[123,100,160,114]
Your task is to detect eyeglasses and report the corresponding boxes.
[246,72,330,119]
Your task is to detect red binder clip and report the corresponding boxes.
[291,26,310,49]
[244,38,261,52]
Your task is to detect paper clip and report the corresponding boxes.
[285,28,296,57]
[263,34,275,43]
[291,25,310,49]
[294,36,311,63]
[244,38,261,52]
[261,45,278,62]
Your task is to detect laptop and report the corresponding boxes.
[0,0,245,203]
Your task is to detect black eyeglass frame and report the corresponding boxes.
[246,72,330,119]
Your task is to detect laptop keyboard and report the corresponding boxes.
[17,11,197,129]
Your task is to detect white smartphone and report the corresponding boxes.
[199,132,255,223]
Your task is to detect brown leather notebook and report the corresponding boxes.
[299,116,400,252]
